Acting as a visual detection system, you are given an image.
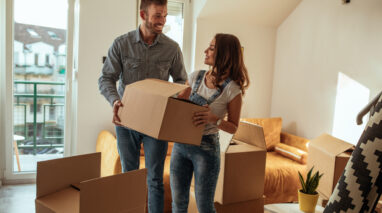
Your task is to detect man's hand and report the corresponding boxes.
[193,105,218,127]
[112,100,123,126]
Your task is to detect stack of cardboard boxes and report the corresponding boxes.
[189,121,267,213]
[307,134,354,205]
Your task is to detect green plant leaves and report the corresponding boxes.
[298,171,306,192]
[299,166,324,194]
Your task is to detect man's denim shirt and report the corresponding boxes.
[99,27,187,106]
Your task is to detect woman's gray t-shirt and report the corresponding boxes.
[188,70,242,135]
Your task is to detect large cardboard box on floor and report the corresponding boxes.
[214,121,267,205]
[118,79,205,146]
[307,134,354,198]
[35,153,147,213]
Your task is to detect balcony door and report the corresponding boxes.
[4,0,76,180]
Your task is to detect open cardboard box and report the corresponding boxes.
[118,79,205,146]
[35,153,147,213]
[214,121,267,205]
[307,134,354,199]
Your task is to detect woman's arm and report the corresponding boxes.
[218,94,242,134]
[193,94,242,134]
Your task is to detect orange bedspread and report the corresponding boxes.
[264,152,307,204]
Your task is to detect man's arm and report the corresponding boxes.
[169,45,187,84]
[98,40,123,106]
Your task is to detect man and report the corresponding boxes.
[98,0,187,212]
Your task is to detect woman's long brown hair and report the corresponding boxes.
[212,33,250,95]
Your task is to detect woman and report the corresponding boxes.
[170,33,250,213]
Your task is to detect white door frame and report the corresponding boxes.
[2,0,76,182]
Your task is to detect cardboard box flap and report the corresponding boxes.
[219,130,234,153]
[227,143,264,154]
[36,153,101,198]
[119,89,168,138]
[125,79,188,98]
[310,134,354,156]
[80,169,147,213]
[233,121,266,149]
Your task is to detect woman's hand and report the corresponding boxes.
[177,87,191,100]
[193,105,218,127]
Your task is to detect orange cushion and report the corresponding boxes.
[274,143,307,164]
[241,118,282,151]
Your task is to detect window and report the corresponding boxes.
[164,1,185,50]
[34,53,39,66]
[27,28,40,38]
[10,0,69,173]
[47,31,61,40]
[45,54,50,65]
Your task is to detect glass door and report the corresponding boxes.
[10,0,71,174]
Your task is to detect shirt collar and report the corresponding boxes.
[134,25,162,46]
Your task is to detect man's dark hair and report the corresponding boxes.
[140,0,167,12]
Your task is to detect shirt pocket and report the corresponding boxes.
[156,60,171,79]
[122,57,142,83]
[123,57,142,72]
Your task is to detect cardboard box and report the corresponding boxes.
[118,79,205,146]
[35,153,147,213]
[187,183,264,213]
[307,134,354,198]
[188,185,264,213]
[214,197,264,213]
[214,121,267,205]
[318,192,329,207]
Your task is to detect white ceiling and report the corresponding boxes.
[198,0,302,27]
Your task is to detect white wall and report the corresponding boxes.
[271,0,382,139]
[75,0,137,154]
[189,0,206,72]
[194,18,277,118]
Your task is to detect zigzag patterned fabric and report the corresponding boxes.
[324,94,382,213]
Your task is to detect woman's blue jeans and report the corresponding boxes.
[170,133,220,213]
[116,125,168,213]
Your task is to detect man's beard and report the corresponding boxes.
[145,20,163,35]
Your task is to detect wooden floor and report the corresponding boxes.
[0,184,35,213]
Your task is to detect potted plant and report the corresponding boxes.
[298,167,324,213]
